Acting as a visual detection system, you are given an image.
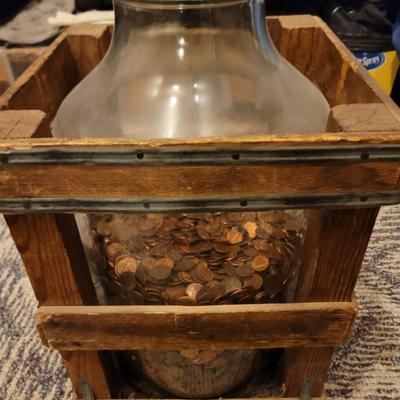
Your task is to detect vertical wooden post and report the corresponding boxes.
[0,30,113,398]
[284,208,379,396]
[283,103,400,397]
[0,111,112,399]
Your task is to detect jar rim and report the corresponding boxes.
[116,0,250,10]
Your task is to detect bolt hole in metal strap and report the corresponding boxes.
[0,144,399,212]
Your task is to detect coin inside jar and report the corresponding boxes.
[175,259,196,271]
[115,256,138,276]
[236,264,254,278]
[251,255,270,272]
[119,271,137,291]
[150,257,174,280]
[95,211,303,314]
[226,229,243,244]
[244,273,263,290]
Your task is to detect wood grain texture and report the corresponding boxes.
[269,15,400,119]
[0,110,111,398]
[0,18,398,399]
[61,351,112,400]
[283,347,335,398]
[37,302,356,351]
[0,129,399,149]
[327,104,400,133]
[0,110,49,138]
[4,214,92,305]
[314,19,400,115]
[283,93,387,398]
[4,213,112,398]
[0,31,79,120]
[0,161,398,200]
[296,208,379,303]
[266,15,378,107]
[66,24,111,80]
[283,207,379,397]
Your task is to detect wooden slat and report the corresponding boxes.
[315,19,400,116]
[327,104,400,133]
[5,213,94,305]
[38,302,356,351]
[296,208,380,302]
[0,31,80,120]
[0,161,398,200]
[66,24,111,80]
[61,351,113,400]
[0,110,49,139]
[270,15,400,121]
[0,110,112,399]
[283,94,385,398]
[283,208,379,397]
[1,130,400,149]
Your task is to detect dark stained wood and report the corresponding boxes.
[0,161,399,201]
[284,209,379,397]
[296,208,379,303]
[38,302,356,351]
[283,90,388,398]
[66,24,111,80]
[4,214,92,305]
[61,351,113,400]
[284,347,335,398]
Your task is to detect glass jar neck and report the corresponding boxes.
[112,0,279,61]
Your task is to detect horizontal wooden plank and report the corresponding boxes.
[0,161,399,199]
[38,302,356,351]
[0,131,400,149]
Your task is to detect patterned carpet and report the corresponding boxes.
[0,207,399,400]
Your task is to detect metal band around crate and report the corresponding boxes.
[0,192,399,213]
[0,144,399,212]
[0,144,400,165]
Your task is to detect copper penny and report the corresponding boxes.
[236,264,254,278]
[251,255,270,272]
[226,229,243,244]
[243,221,257,239]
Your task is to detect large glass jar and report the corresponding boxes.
[53,0,330,397]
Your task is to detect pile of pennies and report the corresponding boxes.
[90,210,304,394]
[91,211,304,307]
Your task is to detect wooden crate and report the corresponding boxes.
[0,15,399,400]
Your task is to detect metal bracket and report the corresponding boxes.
[300,377,314,400]
[78,380,95,400]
